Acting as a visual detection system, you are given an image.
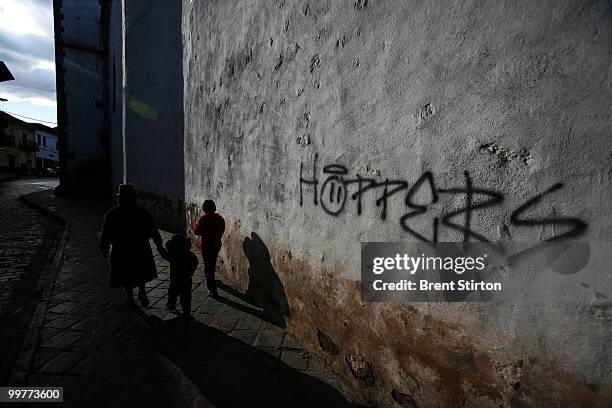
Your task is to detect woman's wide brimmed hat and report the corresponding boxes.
[116,183,137,197]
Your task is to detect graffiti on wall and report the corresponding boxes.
[299,154,587,243]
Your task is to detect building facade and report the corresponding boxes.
[103,0,185,231]
[54,0,184,229]
[53,0,109,195]
[180,2,611,406]
[33,125,59,173]
[0,111,38,174]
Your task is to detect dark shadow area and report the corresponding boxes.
[0,220,62,384]
[152,316,354,407]
[59,311,363,407]
[242,232,290,328]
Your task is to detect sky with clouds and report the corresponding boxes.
[0,0,57,125]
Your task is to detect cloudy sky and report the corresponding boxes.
[0,0,56,125]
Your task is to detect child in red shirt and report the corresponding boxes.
[193,200,225,297]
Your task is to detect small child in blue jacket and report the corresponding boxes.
[159,234,199,316]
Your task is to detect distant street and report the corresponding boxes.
[0,177,61,383]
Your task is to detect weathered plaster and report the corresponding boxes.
[176,0,612,406]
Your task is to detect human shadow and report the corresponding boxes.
[58,309,365,407]
[128,315,359,407]
[212,284,280,328]
[241,232,290,328]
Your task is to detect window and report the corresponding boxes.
[43,136,46,147]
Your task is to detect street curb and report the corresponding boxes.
[9,194,70,386]
[18,194,66,224]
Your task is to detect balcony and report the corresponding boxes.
[19,139,39,152]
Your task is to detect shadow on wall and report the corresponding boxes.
[240,232,290,328]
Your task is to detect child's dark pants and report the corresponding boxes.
[203,251,218,295]
[168,276,192,314]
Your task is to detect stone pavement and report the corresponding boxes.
[0,178,61,384]
[12,189,366,407]
[0,178,60,314]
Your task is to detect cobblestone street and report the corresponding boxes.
[0,178,61,384]
[7,188,365,407]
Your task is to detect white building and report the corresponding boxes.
[32,124,59,173]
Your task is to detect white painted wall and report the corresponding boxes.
[107,0,124,190]
[105,0,185,230]
[35,130,58,163]
[181,0,612,405]
[122,0,184,200]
